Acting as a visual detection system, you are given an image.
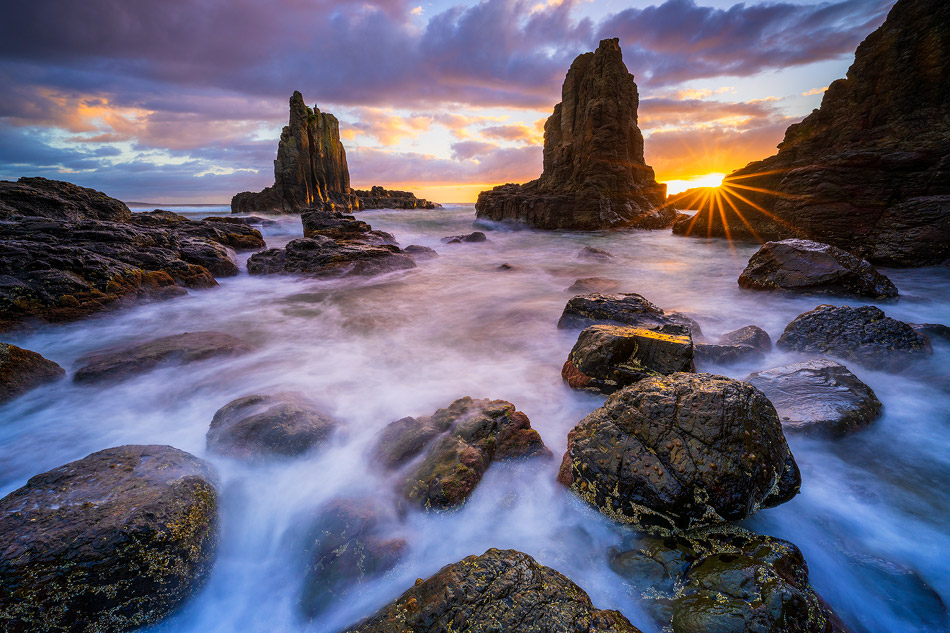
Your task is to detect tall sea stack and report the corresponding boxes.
[232,91,358,214]
[475,38,673,230]
[676,0,950,267]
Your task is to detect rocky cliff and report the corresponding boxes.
[232,91,358,214]
[475,38,672,230]
[675,0,950,266]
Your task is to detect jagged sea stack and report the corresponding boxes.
[676,0,950,266]
[232,91,358,214]
[475,38,672,230]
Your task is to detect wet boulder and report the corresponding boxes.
[720,325,771,352]
[562,325,694,394]
[566,277,623,294]
[578,246,615,261]
[558,293,703,338]
[911,322,950,342]
[694,343,764,367]
[247,236,416,278]
[0,342,64,403]
[777,305,931,371]
[440,231,488,244]
[73,331,253,384]
[738,239,899,299]
[207,392,339,459]
[300,498,407,619]
[609,526,849,633]
[746,359,882,435]
[344,548,642,633]
[301,209,398,246]
[404,245,438,259]
[374,397,550,510]
[0,445,218,633]
[131,211,266,252]
[558,373,800,532]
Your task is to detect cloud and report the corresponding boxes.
[450,140,499,160]
[802,86,828,96]
[480,122,545,144]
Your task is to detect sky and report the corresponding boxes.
[0,0,895,203]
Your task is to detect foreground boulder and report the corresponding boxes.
[738,239,899,299]
[0,445,218,633]
[746,359,882,435]
[373,397,550,510]
[609,526,849,633]
[0,176,132,222]
[475,39,672,231]
[562,325,694,394]
[558,373,800,532]
[353,186,440,210]
[558,293,702,337]
[720,325,772,351]
[300,498,407,619]
[247,236,416,278]
[777,304,931,371]
[673,0,950,267]
[207,392,339,459]
[0,342,64,403]
[344,548,641,633]
[74,331,253,383]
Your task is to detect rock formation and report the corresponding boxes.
[475,38,673,230]
[0,343,64,403]
[353,186,440,210]
[558,292,702,338]
[693,325,770,367]
[674,0,950,267]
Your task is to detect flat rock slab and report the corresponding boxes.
[777,304,931,371]
[74,331,253,383]
[207,392,339,459]
[0,342,64,403]
[562,325,694,394]
[558,373,800,533]
[0,445,218,633]
[247,236,416,278]
[609,526,849,633]
[558,293,702,338]
[373,396,550,511]
[344,548,642,633]
[746,359,882,435]
[739,239,899,299]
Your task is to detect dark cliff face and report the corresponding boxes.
[232,91,357,214]
[475,38,672,231]
[677,0,950,266]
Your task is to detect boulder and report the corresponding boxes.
[609,526,849,633]
[558,373,800,532]
[246,236,416,278]
[719,325,771,352]
[558,293,702,338]
[344,548,642,633]
[440,231,488,244]
[578,246,614,261]
[231,91,358,214]
[74,331,253,383]
[566,277,622,294]
[694,343,764,367]
[0,342,64,403]
[0,176,132,222]
[777,304,931,371]
[746,359,882,435]
[738,239,899,299]
[0,445,217,633]
[373,397,550,510]
[132,211,266,251]
[911,322,950,342]
[404,245,438,259]
[207,392,339,459]
[301,209,398,246]
[672,0,950,267]
[475,39,673,231]
[352,185,440,210]
[562,325,694,394]
[300,498,407,619]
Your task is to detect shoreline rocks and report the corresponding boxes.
[247,236,417,278]
[353,186,440,210]
[475,38,673,231]
[0,342,64,403]
[558,293,702,338]
[0,445,218,633]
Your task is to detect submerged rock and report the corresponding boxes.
[566,277,623,294]
[673,0,950,267]
[475,39,672,231]
[207,392,339,459]
[694,343,765,367]
[0,445,218,633]
[738,239,899,299]
[562,325,694,394]
[558,293,702,338]
[74,331,253,383]
[374,397,550,510]
[247,236,416,278]
[300,498,407,619]
[0,176,132,222]
[777,304,931,371]
[558,373,800,532]
[609,525,849,633]
[344,548,642,633]
[404,245,438,259]
[746,359,882,435]
[0,342,64,403]
[353,186,440,210]
[578,246,615,261]
[440,231,488,244]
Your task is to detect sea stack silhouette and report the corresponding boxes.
[475,38,673,230]
[232,91,438,214]
[676,0,950,267]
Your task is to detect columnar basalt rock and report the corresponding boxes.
[475,39,673,230]
[674,0,950,267]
